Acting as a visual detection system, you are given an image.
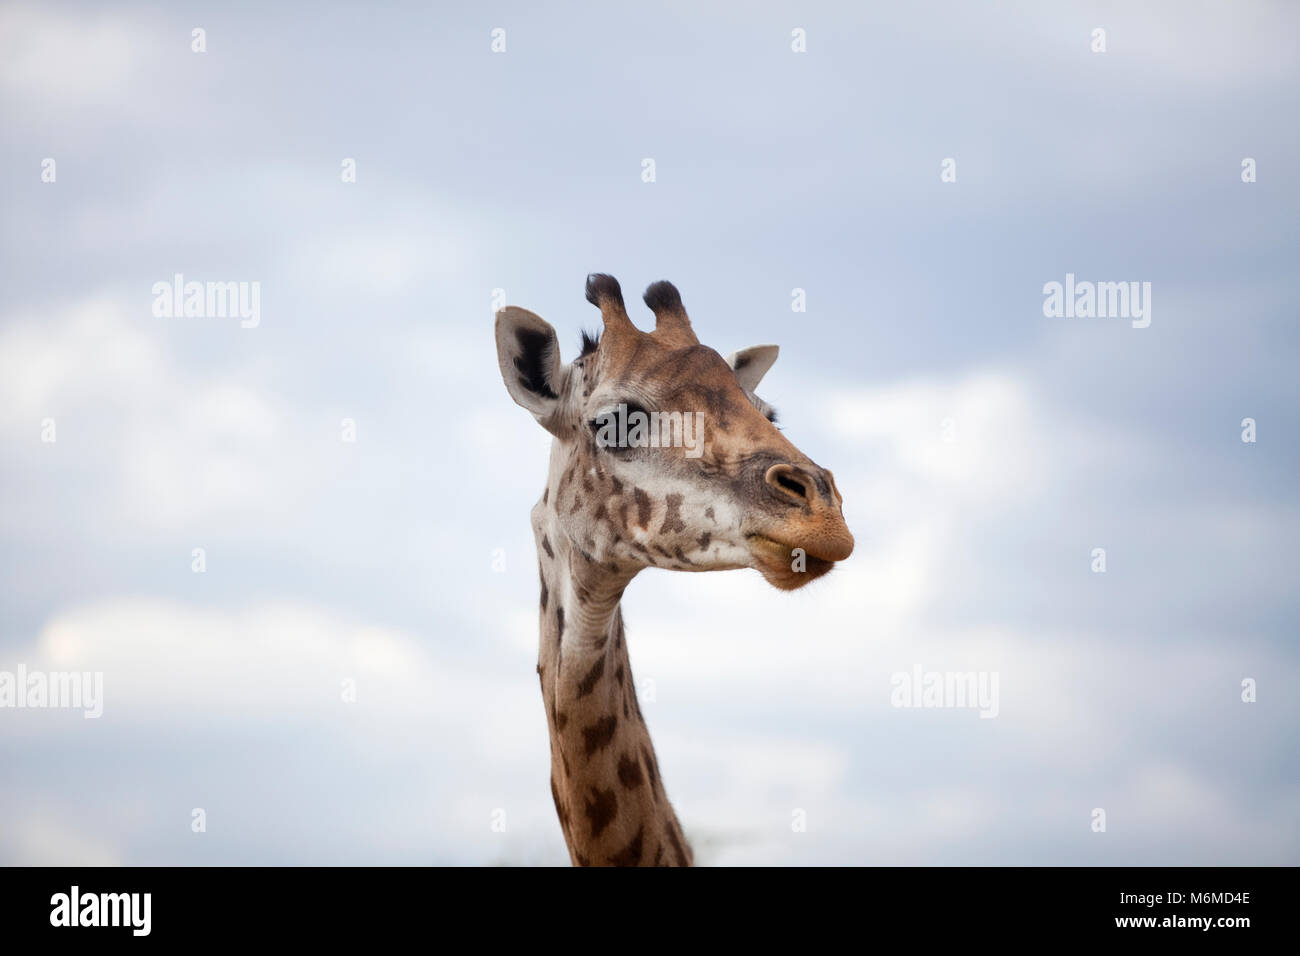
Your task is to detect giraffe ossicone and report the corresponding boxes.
[494,274,854,866]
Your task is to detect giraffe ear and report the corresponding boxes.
[726,344,779,392]
[495,307,570,432]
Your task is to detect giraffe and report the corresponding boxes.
[493,274,854,866]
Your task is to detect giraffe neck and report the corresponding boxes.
[532,499,693,867]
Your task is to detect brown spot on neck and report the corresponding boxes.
[582,714,618,756]
[659,493,685,534]
[607,825,644,866]
[617,752,644,788]
[584,786,618,839]
[632,487,652,529]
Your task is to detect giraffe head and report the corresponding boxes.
[494,274,853,590]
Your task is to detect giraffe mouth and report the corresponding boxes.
[746,534,838,590]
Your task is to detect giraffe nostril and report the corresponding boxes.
[765,463,814,503]
[776,473,806,498]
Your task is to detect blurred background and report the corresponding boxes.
[1,0,1297,865]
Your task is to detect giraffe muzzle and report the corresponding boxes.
[746,464,854,588]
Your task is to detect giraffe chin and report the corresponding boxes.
[747,534,837,590]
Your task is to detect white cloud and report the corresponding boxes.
[286,225,469,297]
[828,372,1043,496]
[0,5,149,108]
[0,297,335,532]
[0,814,121,866]
[0,596,555,864]
[0,297,165,427]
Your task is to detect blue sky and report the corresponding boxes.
[1,0,1297,864]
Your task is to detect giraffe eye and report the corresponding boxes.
[589,402,651,453]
